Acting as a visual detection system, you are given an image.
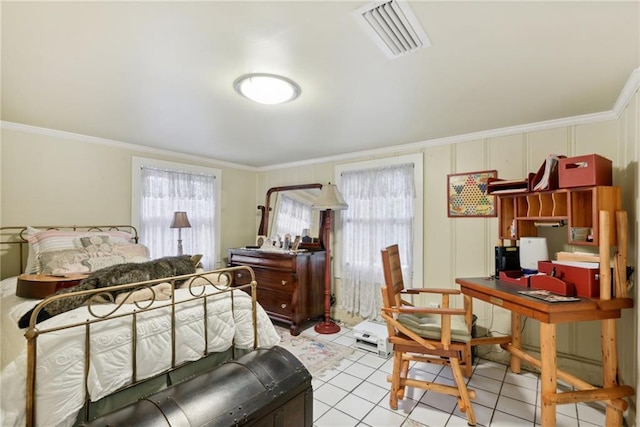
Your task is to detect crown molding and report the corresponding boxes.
[0,121,256,171]
[612,67,640,117]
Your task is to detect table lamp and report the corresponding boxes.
[170,211,191,255]
[312,183,348,334]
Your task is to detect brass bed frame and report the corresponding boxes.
[0,226,260,427]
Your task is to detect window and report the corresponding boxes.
[335,154,423,319]
[131,157,221,269]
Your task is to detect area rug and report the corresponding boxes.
[275,327,354,378]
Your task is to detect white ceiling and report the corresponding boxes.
[2,1,639,168]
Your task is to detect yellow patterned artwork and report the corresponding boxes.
[447,170,497,217]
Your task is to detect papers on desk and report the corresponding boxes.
[552,260,599,269]
[518,289,580,302]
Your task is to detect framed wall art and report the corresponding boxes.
[447,170,497,217]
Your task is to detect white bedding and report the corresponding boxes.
[0,276,280,427]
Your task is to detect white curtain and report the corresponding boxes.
[340,163,415,319]
[140,167,217,269]
[273,194,313,239]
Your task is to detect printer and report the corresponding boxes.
[352,320,392,358]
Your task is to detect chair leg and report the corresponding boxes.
[462,345,473,378]
[389,351,403,410]
[398,356,410,400]
[450,357,476,426]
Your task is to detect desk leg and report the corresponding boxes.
[463,295,473,330]
[540,322,557,427]
[510,312,521,374]
[602,318,623,425]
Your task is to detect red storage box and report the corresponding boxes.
[529,275,576,296]
[538,260,599,298]
[558,154,612,188]
[499,271,529,287]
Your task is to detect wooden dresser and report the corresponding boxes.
[227,248,325,335]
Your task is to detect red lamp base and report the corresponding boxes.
[314,320,341,334]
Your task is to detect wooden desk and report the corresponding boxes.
[457,277,634,427]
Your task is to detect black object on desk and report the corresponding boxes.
[495,246,520,276]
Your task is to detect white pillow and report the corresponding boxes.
[81,256,126,271]
[112,243,151,261]
[28,230,132,252]
[26,229,133,274]
[38,248,91,275]
[24,226,43,274]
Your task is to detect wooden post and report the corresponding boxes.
[600,211,623,425]
[615,211,628,298]
[602,318,623,425]
[540,322,557,427]
[463,294,474,377]
[599,211,611,300]
[463,294,473,332]
[510,312,522,374]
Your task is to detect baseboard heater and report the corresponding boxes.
[352,320,392,358]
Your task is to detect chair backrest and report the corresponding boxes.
[381,244,405,309]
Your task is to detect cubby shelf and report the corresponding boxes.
[496,186,621,246]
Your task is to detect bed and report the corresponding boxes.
[0,225,281,427]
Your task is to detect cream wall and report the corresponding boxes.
[0,127,258,278]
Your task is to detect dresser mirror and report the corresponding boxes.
[258,183,326,250]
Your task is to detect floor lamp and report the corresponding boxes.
[170,211,191,255]
[312,183,348,334]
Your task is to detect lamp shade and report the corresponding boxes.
[312,183,348,211]
[170,211,191,229]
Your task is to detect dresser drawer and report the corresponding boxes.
[232,268,295,293]
[229,253,297,272]
[254,268,294,293]
[232,270,253,286]
[258,289,294,318]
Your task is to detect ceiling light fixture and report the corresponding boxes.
[233,73,301,105]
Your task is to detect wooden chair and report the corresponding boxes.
[380,244,476,426]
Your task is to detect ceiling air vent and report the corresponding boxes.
[353,0,431,59]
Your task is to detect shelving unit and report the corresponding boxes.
[496,186,621,246]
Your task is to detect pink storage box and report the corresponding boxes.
[558,154,612,188]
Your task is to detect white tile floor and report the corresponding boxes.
[300,325,608,427]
